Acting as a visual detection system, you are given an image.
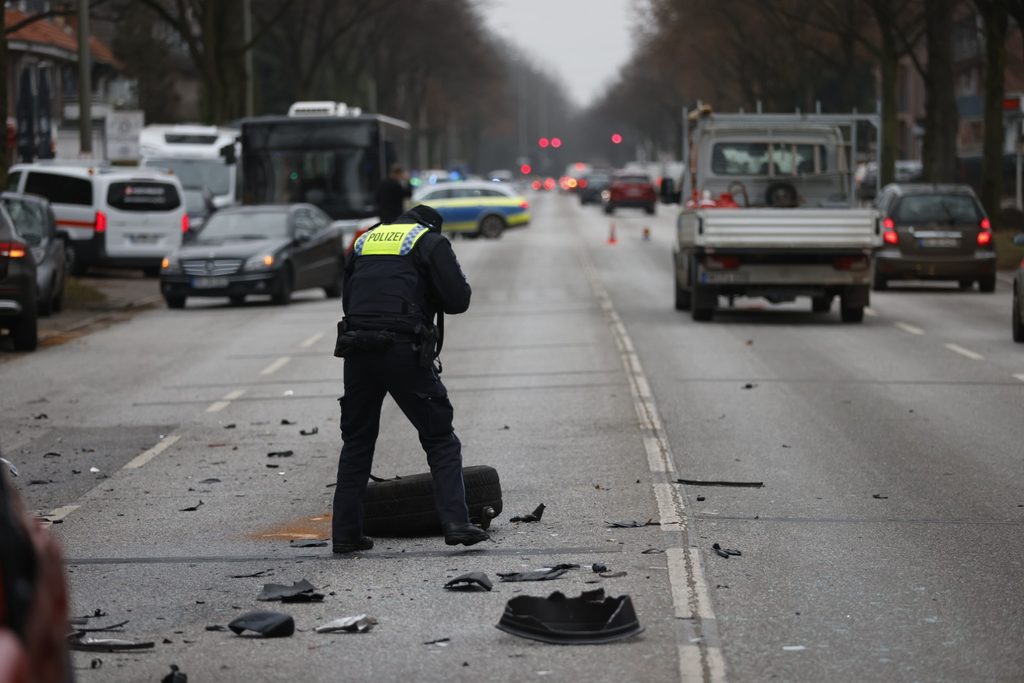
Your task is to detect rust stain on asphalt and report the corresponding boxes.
[251,513,331,540]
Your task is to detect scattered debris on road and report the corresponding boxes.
[281,419,296,425]
[696,496,706,502]
[205,625,227,632]
[712,543,742,559]
[178,500,203,512]
[599,571,628,579]
[495,588,643,644]
[606,519,659,528]
[444,572,493,592]
[676,478,764,488]
[640,548,664,555]
[591,563,607,573]
[0,458,18,477]
[67,635,154,652]
[43,451,61,458]
[742,383,758,390]
[257,579,324,603]
[315,616,377,633]
[289,539,328,548]
[199,478,221,484]
[161,664,188,683]
[423,637,450,646]
[89,467,100,474]
[229,569,271,579]
[299,427,319,436]
[267,450,294,458]
[872,494,889,499]
[223,424,236,429]
[228,611,295,638]
[498,567,571,582]
[510,503,545,523]
[73,620,129,633]
[782,645,807,651]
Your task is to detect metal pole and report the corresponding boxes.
[77,0,92,155]
[1016,119,1022,211]
[243,0,254,117]
[682,107,690,201]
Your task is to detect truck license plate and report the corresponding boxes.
[702,271,748,284]
[920,238,959,248]
[192,276,229,289]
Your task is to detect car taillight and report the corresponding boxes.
[531,180,541,191]
[181,214,190,233]
[978,218,992,246]
[705,255,740,270]
[882,217,899,245]
[543,178,556,191]
[0,241,27,258]
[94,210,107,233]
[520,200,529,210]
[833,255,869,270]
[578,179,588,189]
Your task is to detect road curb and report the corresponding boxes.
[38,295,163,343]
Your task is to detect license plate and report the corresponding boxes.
[192,276,229,289]
[920,238,959,248]
[626,189,641,197]
[129,234,160,244]
[702,271,748,284]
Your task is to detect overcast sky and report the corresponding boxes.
[478,0,636,107]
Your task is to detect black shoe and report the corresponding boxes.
[332,536,374,554]
[442,522,490,547]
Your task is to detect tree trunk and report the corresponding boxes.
[0,9,7,188]
[922,0,959,183]
[879,25,898,186]
[980,2,1008,224]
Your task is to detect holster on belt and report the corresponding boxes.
[334,319,397,358]
[411,323,438,369]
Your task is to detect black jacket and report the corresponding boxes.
[342,229,471,331]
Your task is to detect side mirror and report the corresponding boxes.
[1014,233,1024,247]
[23,233,42,247]
[294,230,312,244]
[219,142,237,165]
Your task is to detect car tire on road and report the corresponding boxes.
[11,297,38,351]
[38,274,55,317]
[979,275,996,293]
[271,267,293,306]
[362,465,503,536]
[873,270,888,291]
[164,295,186,309]
[841,306,865,323]
[229,295,246,306]
[645,204,656,215]
[478,215,505,239]
[674,276,691,311]
[1013,288,1023,343]
[812,296,831,313]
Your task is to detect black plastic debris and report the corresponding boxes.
[314,615,377,633]
[68,636,155,652]
[266,464,279,469]
[228,611,295,638]
[640,548,664,555]
[199,478,221,485]
[444,572,493,592]
[90,659,102,669]
[599,571,628,579]
[510,503,545,523]
[230,569,271,579]
[742,383,758,390]
[204,625,227,632]
[676,478,764,488]
[280,419,296,425]
[33,413,48,420]
[74,620,129,633]
[257,579,324,603]
[43,451,61,458]
[606,519,659,528]
[178,500,203,512]
[223,424,237,429]
[495,588,643,645]
[424,637,450,646]
[267,450,294,458]
[498,568,569,582]
[696,496,706,502]
[161,664,188,683]
[591,564,608,573]
[289,539,328,548]
[872,494,889,500]
[299,427,319,436]
[712,543,742,559]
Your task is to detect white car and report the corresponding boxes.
[7,163,187,276]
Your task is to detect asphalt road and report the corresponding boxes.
[1,193,1022,682]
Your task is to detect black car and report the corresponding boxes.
[159,204,345,308]
[873,183,996,291]
[1,192,66,316]
[578,172,612,205]
[0,204,38,350]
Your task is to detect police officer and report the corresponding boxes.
[331,204,489,552]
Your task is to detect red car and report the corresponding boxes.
[603,173,656,215]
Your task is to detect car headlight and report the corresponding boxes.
[244,253,276,271]
[161,256,181,273]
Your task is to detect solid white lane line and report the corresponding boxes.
[644,436,673,474]
[864,307,879,317]
[206,389,246,413]
[260,356,291,376]
[654,483,684,527]
[43,504,80,524]
[945,343,984,360]
[895,322,925,336]
[300,332,324,349]
[1013,373,1024,383]
[123,434,181,470]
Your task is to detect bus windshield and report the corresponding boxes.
[241,119,397,220]
[146,157,231,196]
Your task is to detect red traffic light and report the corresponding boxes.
[551,137,562,148]
[538,137,550,149]
[611,133,623,144]
[520,163,532,175]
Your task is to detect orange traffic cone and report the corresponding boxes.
[607,221,617,245]
[642,227,651,241]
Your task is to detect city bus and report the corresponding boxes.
[138,124,239,209]
[239,101,410,221]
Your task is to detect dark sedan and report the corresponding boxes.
[579,172,612,205]
[0,204,37,350]
[159,204,345,308]
[1,192,66,316]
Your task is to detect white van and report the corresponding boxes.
[138,124,238,209]
[6,163,187,275]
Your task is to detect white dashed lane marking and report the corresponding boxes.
[260,356,291,376]
[206,389,246,413]
[123,434,181,470]
[895,322,925,336]
[945,343,984,361]
[1013,373,1024,383]
[300,332,324,349]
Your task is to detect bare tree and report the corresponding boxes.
[976,0,1009,222]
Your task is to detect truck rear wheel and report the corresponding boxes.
[674,277,691,311]
[812,296,831,313]
[840,306,864,323]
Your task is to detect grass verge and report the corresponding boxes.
[63,277,108,309]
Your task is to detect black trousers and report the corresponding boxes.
[332,343,468,540]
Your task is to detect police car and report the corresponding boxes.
[413,181,529,238]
